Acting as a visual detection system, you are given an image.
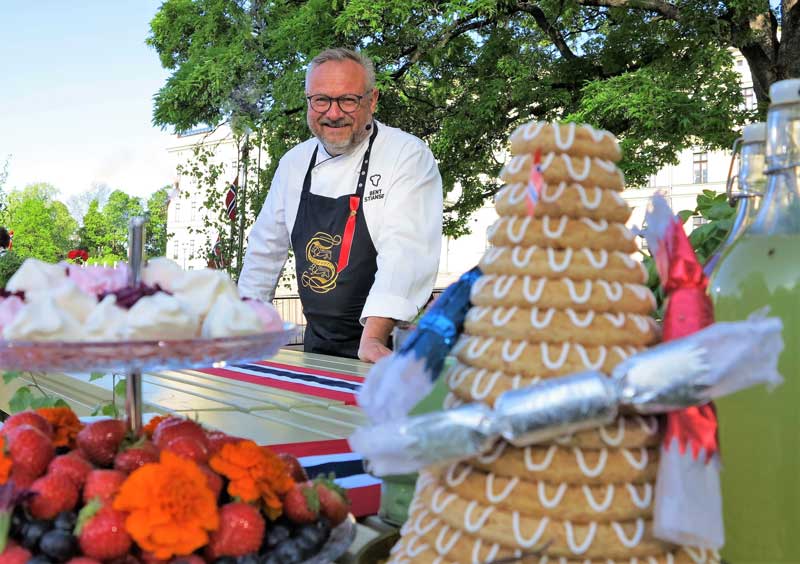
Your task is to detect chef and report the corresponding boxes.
[239,48,443,363]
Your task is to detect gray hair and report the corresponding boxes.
[305,48,376,92]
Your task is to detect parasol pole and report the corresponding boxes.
[125,217,146,433]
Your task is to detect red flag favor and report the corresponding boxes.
[643,193,723,548]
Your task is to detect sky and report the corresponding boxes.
[0,1,177,203]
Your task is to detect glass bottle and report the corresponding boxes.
[704,122,767,275]
[709,79,800,561]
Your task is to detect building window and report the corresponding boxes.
[174,202,181,222]
[190,201,197,221]
[171,243,178,260]
[742,87,756,111]
[692,216,709,230]
[693,151,708,184]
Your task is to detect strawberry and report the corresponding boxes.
[283,481,320,524]
[48,454,94,488]
[162,436,208,463]
[7,468,35,490]
[83,469,126,505]
[28,472,78,519]
[113,440,159,474]
[206,502,265,558]
[75,501,132,561]
[205,430,242,456]
[153,418,208,453]
[76,419,127,467]
[7,425,54,478]
[314,476,350,526]
[277,452,308,482]
[0,543,31,564]
[65,558,103,564]
[198,464,223,499]
[0,411,52,439]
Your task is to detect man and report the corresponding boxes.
[239,48,443,363]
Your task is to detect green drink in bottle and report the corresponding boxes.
[709,79,800,562]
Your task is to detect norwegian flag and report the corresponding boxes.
[269,439,381,517]
[225,176,238,221]
[211,236,225,269]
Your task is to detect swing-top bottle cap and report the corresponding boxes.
[769,79,800,106]
[742,122,766,144]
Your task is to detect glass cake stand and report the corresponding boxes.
[0,324,297,432]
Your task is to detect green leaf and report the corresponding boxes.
[100,404,120,417]
[8,387,33,413]
[2,371,21,384]
[53,399,69,408]
[89,372,106,382]
[113,379,127,398]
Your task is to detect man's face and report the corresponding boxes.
[306,59,378,156]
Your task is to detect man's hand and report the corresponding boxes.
[358,316,395,363]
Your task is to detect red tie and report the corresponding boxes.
[337,196,360,272]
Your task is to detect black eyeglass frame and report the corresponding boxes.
[305,90,373,114]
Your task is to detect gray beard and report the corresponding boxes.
[320,127,370,156]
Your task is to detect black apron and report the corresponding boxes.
[290,124,379,358]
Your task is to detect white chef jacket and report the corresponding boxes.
[239,120,443,324]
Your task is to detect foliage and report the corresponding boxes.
[642,190,737,316]
[0,252,24,288]
[66,183,111,226]
[2,372,69,413]
[3,183,78,261]
[77,190,145,259]
[146,187,171,257]
[142,0,795,237]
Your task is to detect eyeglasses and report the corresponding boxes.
[306,91,372,114]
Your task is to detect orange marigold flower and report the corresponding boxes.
[36,407,83,448]
[142,415,169,438]
[113,450,219,559]
[210,440,294,519]
[0,437,12,485]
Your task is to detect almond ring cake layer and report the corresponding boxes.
[500,153,624,191]
[452,336,641,379]
[495,182,632,222]
[389,512,720,564]
[470,274,655,313]
[436,462,655,522]
[444,360,541,406]
[508,121,622,162]
[488,216,638,253]
[479,246,648,284]
[415,480,672,558]
[472,438,659,484]
[463,306,659,347]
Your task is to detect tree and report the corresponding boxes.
[78,199,111,258]
[146,187,170,257]
[147,0,795,236]
[4,183,78,261]
[66,183,112,226]
[103,190,144,257]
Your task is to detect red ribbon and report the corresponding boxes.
[337,196,360,273]
[660,219,720,461]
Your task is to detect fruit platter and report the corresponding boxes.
[0,408,356,563]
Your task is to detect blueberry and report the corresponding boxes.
[53,511,77,532]
[28,557,55,564]
[315,516,332,537]
[273,539,303,563]
[236,554,260,564]
[264,524,291,548]
[39,529,78,562]
[293,532,319,558]
[22,520,51,550]
[297,524,326,551]
[215,558,237,564]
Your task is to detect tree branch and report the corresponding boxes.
[575,0,681,21]
[516,2,578,60]
[391,16,496,80]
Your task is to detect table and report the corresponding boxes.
[0,348,397,563]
